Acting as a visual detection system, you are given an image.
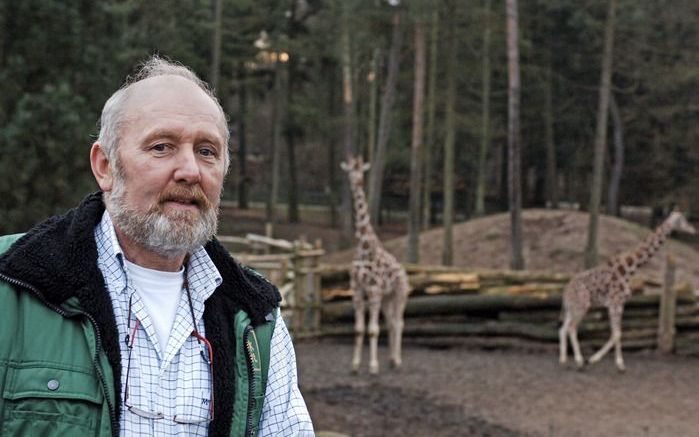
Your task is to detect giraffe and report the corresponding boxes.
[559,209,696,371]
[340,155,411,375]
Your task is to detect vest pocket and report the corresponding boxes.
[2,364,104,436]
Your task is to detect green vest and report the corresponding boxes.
[232,311,275,437]
[0,233,275,437]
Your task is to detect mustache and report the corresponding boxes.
[157,185,213,210]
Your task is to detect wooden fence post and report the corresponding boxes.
[227,233,326,336]
[657,254,677,354]
[292,240,306,334]
[313,239,323,333]
[264,222,273,254]
[291,238,324,337]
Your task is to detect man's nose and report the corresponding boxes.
[173,149,201,184]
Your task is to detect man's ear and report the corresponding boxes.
[90,142,113,192]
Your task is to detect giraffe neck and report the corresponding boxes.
[616,217,673,275]
[350,180,380,256]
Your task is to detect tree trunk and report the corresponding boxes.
[441,9,457,266]
[236,64,249,209]
[543,48,559,209]
[286,59,299,223]
[209,0,223,91]
[339,4,355,247]
[286,129,299,223]
[352,35,363,159]
[607,92,624,217]
[266,61,285,226]
[584,0,617,268]
[474,0,492,217]
[422,7,439,230]
[284,2,300,224]
[323,60,339,228]
[367,48,380,164]
[495,133,507,210]
[408,19,427,264]
[368,10,403,226]
[506,0,525,270]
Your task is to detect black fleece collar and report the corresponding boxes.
[0,192,281,437]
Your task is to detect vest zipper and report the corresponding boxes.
[0,273,119,437]
[0,273,68,316]
[243,324,256,437]
[75,309,119,437]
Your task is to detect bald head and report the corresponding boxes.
[97,56,229,172]
[123,75,226,139]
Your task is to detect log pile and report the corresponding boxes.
[319,263,699,355]
[319,263,573,300]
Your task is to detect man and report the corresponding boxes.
[0,56,314,437]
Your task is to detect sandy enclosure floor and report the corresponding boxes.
[296,339,699,437]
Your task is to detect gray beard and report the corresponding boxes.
[104,180,219,258]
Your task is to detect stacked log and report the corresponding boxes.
[319,263,572,300]
[319,263,699,354]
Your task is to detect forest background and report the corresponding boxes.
[1,0,697,267]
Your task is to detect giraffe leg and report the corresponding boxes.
[608,306,626,371]
[390,280,408,369]
[382,298,396,368]
[385,297,401,369]
[559,310,571,365]
[588,335,614,366]
[351,284,366,373]
[562,304,587,368]
[589,306,624,369]
[391,301,406,369]
[367,294,382,375]
[568,320,585,368]
[562,285,591,368]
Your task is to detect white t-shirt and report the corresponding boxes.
[124,259,184,353]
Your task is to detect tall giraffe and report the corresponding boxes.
[341,155,411,374]
[559,209,696,371]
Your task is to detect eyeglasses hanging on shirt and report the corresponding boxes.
[123,271,215,424]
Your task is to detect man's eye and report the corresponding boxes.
[199,147,217,157]
[151,143,169,152]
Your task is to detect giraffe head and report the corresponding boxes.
[340,154,371,187]
[667,209,696,235]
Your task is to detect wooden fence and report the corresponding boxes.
[220,239,699,355]
[219,233,325,337]
[318,257,699,355]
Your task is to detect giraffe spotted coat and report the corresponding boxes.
[560,210,696,371]
[341,155,410,375]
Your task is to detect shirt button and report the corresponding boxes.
[47,379,60,391]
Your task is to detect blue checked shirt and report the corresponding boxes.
[95,212,314,436]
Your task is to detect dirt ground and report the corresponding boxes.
[296,338,699,437]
